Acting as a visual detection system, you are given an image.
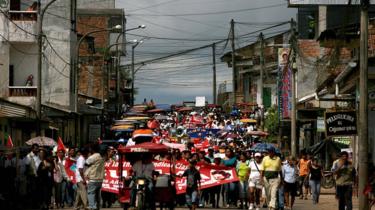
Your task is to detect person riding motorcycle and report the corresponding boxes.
[128,153,157,209]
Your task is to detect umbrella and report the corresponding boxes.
[26,136,57,147]
[118,142,170,154]
[251,143,280,154]
[240,118,257,123]
[178,107,193,112]
[247,130,269,136]
[147,108,165,113]
[155,115,168,120]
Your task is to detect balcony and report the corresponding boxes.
[8,11,37,43]
[7,86,37,108]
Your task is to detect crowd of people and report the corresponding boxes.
[0,105,358,210]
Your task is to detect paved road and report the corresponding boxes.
[54,193,360,210]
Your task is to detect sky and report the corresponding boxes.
[116,0,297,104]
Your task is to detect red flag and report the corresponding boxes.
[57,137,65,152]
[6,135,13,148]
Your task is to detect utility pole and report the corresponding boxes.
[290,19,297,158]
[259,32,265,130]
[230,19,236,105]
[36,0,58,135]
[131,45,136,106]
[36,0,42,135]
[359,0,369,209]
[212,43,217,104]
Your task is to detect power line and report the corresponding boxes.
[127,0,181,12]
[127,3,286,17]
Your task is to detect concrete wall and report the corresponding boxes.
[10,43,37,86]
[41,0,74,109]
[77,0,115,9]
[0,12,10,97]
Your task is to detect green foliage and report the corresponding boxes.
[265,106,279,138]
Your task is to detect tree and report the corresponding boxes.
[264,106,279,139]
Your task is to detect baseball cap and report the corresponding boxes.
[254,153,262,157]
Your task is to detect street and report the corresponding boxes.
[56,190,361,210]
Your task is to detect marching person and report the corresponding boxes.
[260,147,282,210]
[37,148,54,210]
[236,153,250,209]
[180,160,201,210]
[297,152,310,200]
[74,147,88,210]
[282,156,298,210]
[25,144,41,208]
[85,143,105,210]
[54,150,70,209]
[331,151,356,210]
[248,153,263,210]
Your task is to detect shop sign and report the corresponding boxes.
[317,117,325,132]
[325,111,357,136]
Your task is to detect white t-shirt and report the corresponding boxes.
[248,160,262,181]
[75,155,85,182]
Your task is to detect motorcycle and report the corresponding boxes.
[135,178,148,210]
[321,171,335,189]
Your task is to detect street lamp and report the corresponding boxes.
[131,40,143,106]
[114,25,146,115]
[74,24,122,113]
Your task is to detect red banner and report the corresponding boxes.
[101,160,238,194]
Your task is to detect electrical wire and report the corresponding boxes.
[127,3,286,17]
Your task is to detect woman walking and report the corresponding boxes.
[248,153,263,210]
[37,149,54,210]
[282,156,298,210]
[236,153,250,209]
[308,158,323,204]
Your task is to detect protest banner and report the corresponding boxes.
[101,160,238,194]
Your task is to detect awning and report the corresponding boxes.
[0,98,36,118]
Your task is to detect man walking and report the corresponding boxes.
[85,143,105,210]
[260,147,282,210]
[25,144,41,208]
[74,147,88,210]
[332,151,356,210]
[297,152,310,200]
[180,160,201,210]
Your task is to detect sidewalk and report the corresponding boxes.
[292,188,359,210]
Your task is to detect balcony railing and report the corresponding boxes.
[9,86,37,97]
[9,11,37,21]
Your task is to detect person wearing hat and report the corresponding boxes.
[260,147,282,210]
[248,153,263,210]
[179,160,201,210]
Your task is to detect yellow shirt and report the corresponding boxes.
[236,161,250,181]
[260,156,281,172]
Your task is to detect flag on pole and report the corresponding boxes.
[57,137,65,152]
[6,135,13,148]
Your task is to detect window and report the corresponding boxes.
[10,0,37,21]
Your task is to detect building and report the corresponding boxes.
[76,7,127,142]
[0,0,77,146]
[221,31,290,110]
[291,4,375,166]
